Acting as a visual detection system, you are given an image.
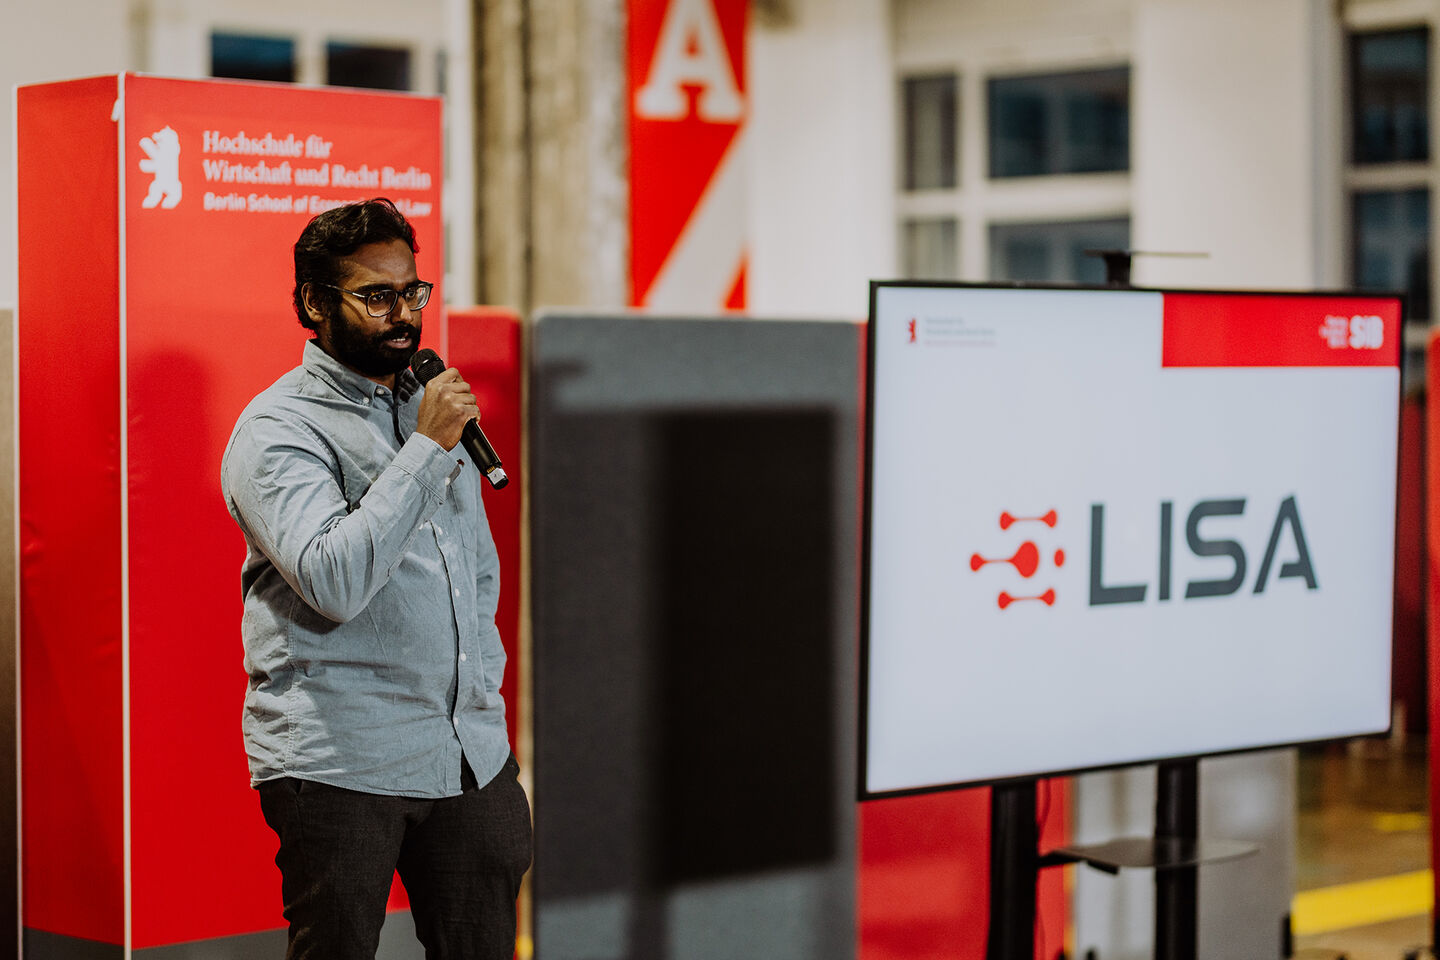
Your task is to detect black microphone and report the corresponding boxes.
[409,348,509,489]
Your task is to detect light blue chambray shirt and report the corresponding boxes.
[221,340,509,798]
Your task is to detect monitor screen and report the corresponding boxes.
[861,283,1402,798]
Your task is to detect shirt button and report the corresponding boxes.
[460,652,468,662]
[361,397,370,405]
[453,588,461,598]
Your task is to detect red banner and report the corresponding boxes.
[628,0,747,310]
[122,75,444,947]
[19,74,448,950]
[1162,292,1402,368]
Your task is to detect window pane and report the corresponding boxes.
[989,68,1129,178]
[211,32,295,84]
[903,74,957,190]
[1353,188,1430,320]
[902,218,959,280]
[327,42,412,91]
[1351,28,1429,164]
[988,218,1130,285]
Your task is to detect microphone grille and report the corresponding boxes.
[409,348,446,384]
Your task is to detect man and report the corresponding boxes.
[221,198,530,959]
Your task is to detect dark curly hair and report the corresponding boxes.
[292,198,419,330]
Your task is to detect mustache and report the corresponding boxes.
[377,323,420,343]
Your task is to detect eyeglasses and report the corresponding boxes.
[319,281,433,317]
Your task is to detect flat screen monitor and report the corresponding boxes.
[860,283,1403,798]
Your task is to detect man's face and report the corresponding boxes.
[307,238,424,383]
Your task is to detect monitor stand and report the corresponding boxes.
[986,760,1258,960]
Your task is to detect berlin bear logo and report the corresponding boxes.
[139,126,182,209]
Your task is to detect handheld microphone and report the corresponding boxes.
[409,348,509,490]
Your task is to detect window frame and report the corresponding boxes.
[1342,11,1440,344]
[894,51,1133,283]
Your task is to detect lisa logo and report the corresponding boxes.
[970,509,1065,609]
[139,126,182,209]
[1090,496,1316,605]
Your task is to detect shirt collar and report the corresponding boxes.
[302,340,421,404]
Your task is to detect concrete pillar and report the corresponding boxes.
[474,0,629,316]
[748,0,897,317]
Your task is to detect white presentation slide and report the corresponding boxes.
[862,284,1402,796]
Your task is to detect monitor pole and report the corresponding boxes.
[986,780,1039,960]
[1155,759,1200,960]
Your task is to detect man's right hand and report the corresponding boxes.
[415,367,480,452]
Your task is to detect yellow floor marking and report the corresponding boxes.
[1373,811,1428,833]
[1292,870,1433,935]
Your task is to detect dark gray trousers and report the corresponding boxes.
[258,755,532,960]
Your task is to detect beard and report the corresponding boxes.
[325,310,422,379]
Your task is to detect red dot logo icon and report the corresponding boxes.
[997,588,1057,610]
[999,509,1057,531]
[971,508,1064,611]
[971,541,1041,578]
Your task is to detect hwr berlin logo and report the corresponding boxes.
[139,126,182,209]
[970,509,1066,609]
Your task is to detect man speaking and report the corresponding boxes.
[221,198,530,958]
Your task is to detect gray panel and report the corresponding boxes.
[531,314,859,960]
[132,928,284,960]
[127,911,421,960]
[1197,751,1295,960]
[23,930,121,960]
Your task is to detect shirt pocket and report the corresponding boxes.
[450,477,492,558]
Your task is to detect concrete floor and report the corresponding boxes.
[1293,737,1431,960]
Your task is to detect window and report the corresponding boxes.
[1346,25,1433,328]
[211,32,295,84]
[988,218,1130,285]
[1350,28,1429,164]
[1353,189,1430,319]
[902,218,959,280]
[895,55,1130,282]
[903,75,958,190]
[327,42,412,91]
[988,68,1129,178]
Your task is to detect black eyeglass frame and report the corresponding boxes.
[317,281,434,317]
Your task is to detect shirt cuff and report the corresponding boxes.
[393,433,462,502]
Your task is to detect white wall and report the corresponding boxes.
[1132,0,1329,289]
[747,0,897,319]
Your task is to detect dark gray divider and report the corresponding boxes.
[27,912,424,960]
[531,314,860,960]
